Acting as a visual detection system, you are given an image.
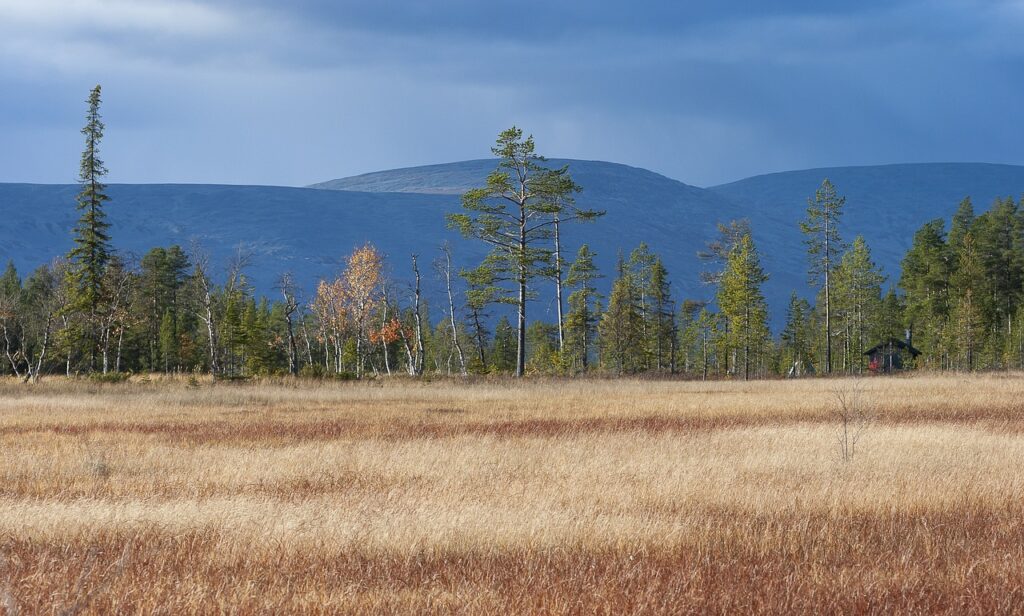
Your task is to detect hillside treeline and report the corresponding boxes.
[1,86,1020,380]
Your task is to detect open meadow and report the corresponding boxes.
[1,374,1023,613]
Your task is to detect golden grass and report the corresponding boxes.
[1,374,1023,613]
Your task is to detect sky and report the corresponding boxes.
[2,0,1024,187]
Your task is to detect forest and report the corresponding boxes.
[1,85,1019,381]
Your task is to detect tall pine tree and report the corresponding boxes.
[448,127,579,377]
[800,179,845,374]
[66,85,113,370]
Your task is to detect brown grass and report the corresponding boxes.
[1,374,1024,613]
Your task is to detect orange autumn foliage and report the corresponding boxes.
[370,317,406,345]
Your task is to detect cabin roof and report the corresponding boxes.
[864,338,921,357]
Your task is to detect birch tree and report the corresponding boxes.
[436,242,467,375]
[342,244,383,378]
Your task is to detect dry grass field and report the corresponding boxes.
[1,374,1023,614]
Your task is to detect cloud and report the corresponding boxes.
[0,0,236,36]
[0,1,1023,187]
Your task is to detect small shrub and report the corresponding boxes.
[832,381,874,462]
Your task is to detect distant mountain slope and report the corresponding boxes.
[3,161,1023,330]
[312,160,1024,326]
[310,159,498,194]
[310,158,710,202]
[0,161,751,325]
[312,158,757,317]
[708,163,1024,298]
[0,183,474,299]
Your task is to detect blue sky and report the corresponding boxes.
[2,0,1023,187]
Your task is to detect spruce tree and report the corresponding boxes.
[677,300,706,375]
[525,321,559,374]
[833,236,885,372]
[461,264,499,373]
[159,309,177,372]
[140,246,190,371]
[0,261,18,295]
[781,292,813,375]
[563,245,602,371]
[66,85,113,369]
[899,219,951,367]
[0,262,22,376]
[717,234,769,380]
[800,179,845,374]
[694,307,717,380]
[877,288,905,343]
[599,254,644,374]
[628,243,657,357]
[647,258,675,371]
[947,197,975,256]
[950,232,987,370]
[974,197,1023,358]
[490,316,517,373]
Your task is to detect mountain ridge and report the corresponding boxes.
[4,160,1024,329]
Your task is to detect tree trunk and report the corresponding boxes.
[282,287,298,376]
[472,309,487,371]
[115,327,124,373]
[2,323,23,378]
[553,215,565,353]
[300,319,314,370]
[516,270,527,378]
[29,323,50,382]
[441,246,467,376]
[581,305,590,370]
[824,231,832,374]
[701,329,708,381]
[411,256,426,376]
[743,306,750,381]
[380,299,392,376]
[399,322,417,376]
[203,290,219,377]
[101,325,110,375]
[670,321,677,374]
[516,214,527,378]
[355,315,363,379]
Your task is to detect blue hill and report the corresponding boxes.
[3,160,1024,329]
[708,162,1024,301]
[0,161,745,325]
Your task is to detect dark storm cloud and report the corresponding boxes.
[1,0,1023,186]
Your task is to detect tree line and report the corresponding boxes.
[0,86,1018,380]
